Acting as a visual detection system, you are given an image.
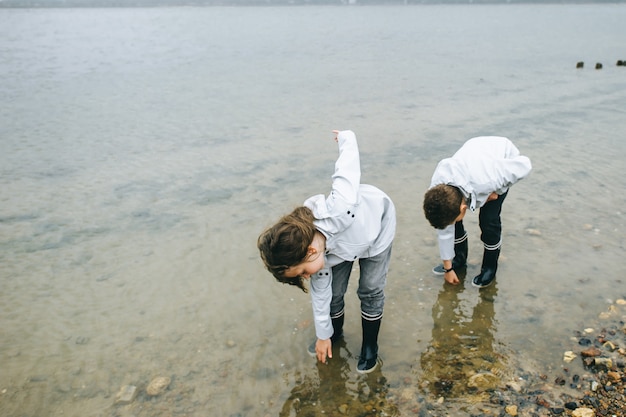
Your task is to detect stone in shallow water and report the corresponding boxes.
[594,357,613,369]
[146,376,171,396]
[580,347,601,357]
[505,404,518,416]
[572,408,595,417]
[563,351,577,363]
[115,385,137,404]
[467,372,499,391]
[607,371,621,382]
[505,380,523,393]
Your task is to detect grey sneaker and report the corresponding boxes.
[432,264,446,275]
[433,263,466,275]
[307,340,316,357]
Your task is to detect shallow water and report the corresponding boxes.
[1,4,625,416]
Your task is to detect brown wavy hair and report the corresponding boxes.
[257,206,317,292]
[423,184,464,230]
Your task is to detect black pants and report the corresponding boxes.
[455,191,507,248]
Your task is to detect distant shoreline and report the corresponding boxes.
[2,0,626,9]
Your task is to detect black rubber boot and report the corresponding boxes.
[307,313,345,357]
[330,313,344,342]
[453,233,468,270]
[357,317,381,374]
[472,248,500,288]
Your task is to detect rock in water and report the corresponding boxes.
[467,372,499,391]
[505,404,518,416]
[146,376,171,396]
[115,385,137,404]
[563,351,577,363]
[572,408,595,417]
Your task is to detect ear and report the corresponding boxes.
[307,245,318,255]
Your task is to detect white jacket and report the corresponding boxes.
[430,136,532,261]
[305,130,396,340]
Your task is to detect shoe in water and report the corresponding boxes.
[356,356,381,374]
[432,264,446,275]
[472,269,496,288]
[433,263,466,276]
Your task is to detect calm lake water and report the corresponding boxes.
[1,4,625,416]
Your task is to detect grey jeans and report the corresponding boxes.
[329,244,392,321]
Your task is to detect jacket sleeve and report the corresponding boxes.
[309,268,333,340]
[304,130,361,235]
[331,130,361,205]
[437,224,455,261]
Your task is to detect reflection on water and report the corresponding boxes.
[280,275,516,416]
[420,271,511,402]
[280,340,399,417]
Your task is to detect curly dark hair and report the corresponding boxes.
[257,206,317,292]
[423,184,464,229]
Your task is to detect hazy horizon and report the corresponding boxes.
[2,0,626,7]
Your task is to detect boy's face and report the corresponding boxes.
[453,202,469,224]
[283,243,325,280]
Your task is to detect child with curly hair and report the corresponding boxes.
[423,136,532,288]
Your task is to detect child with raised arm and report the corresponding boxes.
[257,130,396,373]
[423,136,532,288]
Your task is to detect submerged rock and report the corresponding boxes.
[467,372,499,391]
[115,385,137,404]
[505,404,518,416]
[572,408,595,417]
[146,376,171,396]
[580,347,601,357]
[593,357,612,369]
